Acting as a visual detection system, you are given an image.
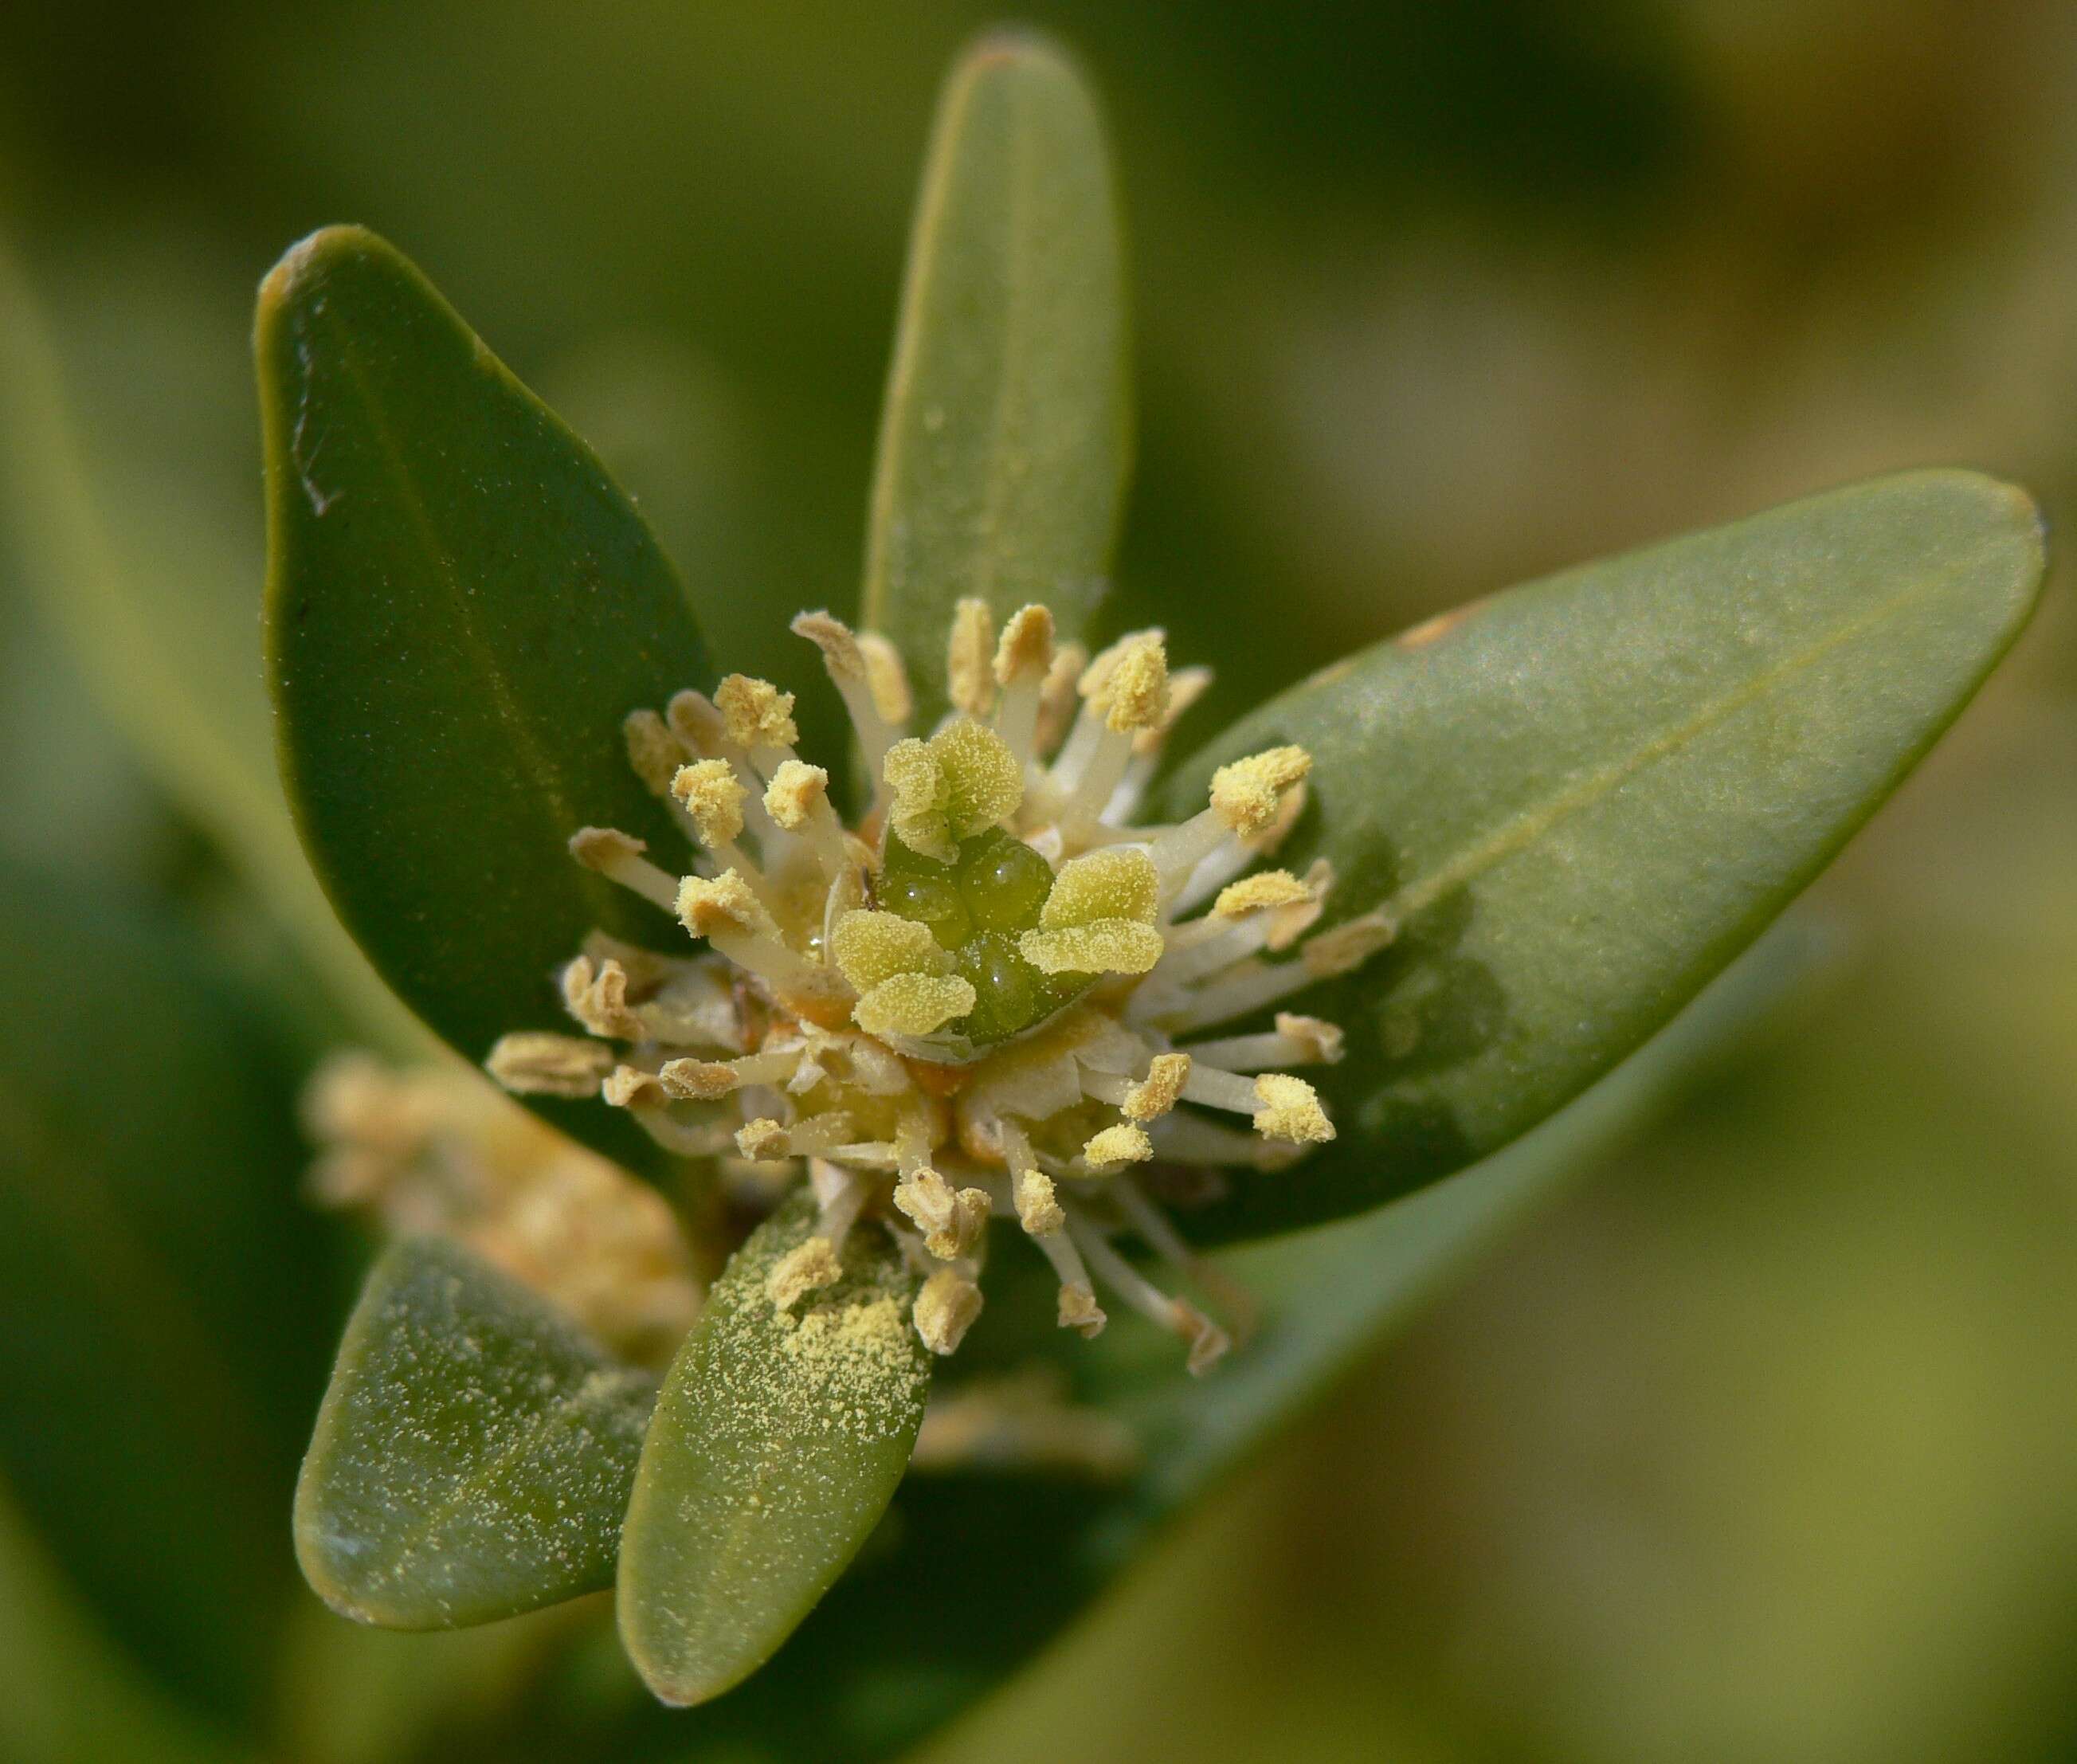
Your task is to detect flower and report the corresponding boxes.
[487,599,1394,1373]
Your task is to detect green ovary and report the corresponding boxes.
[880,827,1086,1045]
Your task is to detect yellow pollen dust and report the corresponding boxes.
[1252,1073,1335,1144]
[1078,629,1162,707]
[768,1235,844,1308]
[1209,745,1312,836]
[676,869,778,941]
[736,1117,792,1160]
[1013,1168,1065,1236]
[672,759,747,846]
[715,674,799,750]
[656,1056,738,1100]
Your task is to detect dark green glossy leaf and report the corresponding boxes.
[296,1237,656,1630]
[258,225,710,1171]
[0,860,327,1726]
[1162,469,2044,1239]
[618,1191,931,1707]
[863,31,1129,708]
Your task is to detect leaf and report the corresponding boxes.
[296,1236,656,1630]
[863,30,1130,709]
[617,1191,932,1707]
[512,928,1815,1764]
[257,226,712,1171]
[0,228,424,1054]
[1161,469,2044,1240]
[0,860,329,1727]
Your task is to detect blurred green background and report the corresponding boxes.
[5,2,2077,1760]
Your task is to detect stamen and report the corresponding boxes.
[569,827,680,912]
[893,1167,992,1260]
[622,708,691,796]
[560,954,644,1039]
[992,603,1055,769]
[856,633,915,727]
[792,611,903,776]
[714,673,801,773]
[1082,1123,1154,1171]
[677,871,840,998]
[484,1032,614,1098]
[763,760,847,876]
[1111,1175,1259,1340]
[1250,1072,1335,1144]
[1033,641,1088,759]
[1145,1110,1302,1170]
[1183,1011,1346,1071]
[1060,634,1170,839]
[656,1047,803,1099]
[884,719,1025,861]
[735,1118,793,1161]
[1068,1219,1229,1375]
[914,1269,984,1354]
[946,597,997,717]
[1013,1167,1065,1236]
[1123,1052,1191,1120]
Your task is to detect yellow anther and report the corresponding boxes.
[881,737,953,861]
[1096,634,1170,734]
[1123,1053,1191,1122]
[1209,746,1312,837]
[1036,641,1087,754]
[1057,1283,1107,1338]
[1077,629,1163,705]
[570,825,649,872]
[947,597,996,716]
[672,758,747,847]
[894,1168,990,1260]
[1212,869,1312,918]
[1273,1012,1347,1064]
[857,632,914,724]
[484,1032,614,1099]
[829,909,949,991]
[656,1057,739,1100]
[735,1118,792,1160]
[561,954,642,1039]
[764,759,830,831]
[993,603,1056,685]
[790,610,866,680]
[1083,1122,1154,1170]
[1019,920,1165,976]
[1013,1167,1065,1236]
[768,1236,844,1308]
[853,972,977,1039]
[676,870,778,942]
[1251,1072,1334,1144]
[622,708,688,794]
[914,1269,984,1354]
[714,674,799,750]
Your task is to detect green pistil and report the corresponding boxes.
[880,827,1085,1043]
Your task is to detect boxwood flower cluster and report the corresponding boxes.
[486,599,1393,1372]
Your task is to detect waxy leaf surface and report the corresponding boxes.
[258,226,710,1170]
[1164,470,2044,1238]
[296,1236,656,1629]
[618,1192,931,1707]
[864,32,1129,710]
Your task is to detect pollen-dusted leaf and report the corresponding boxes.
[618,1191,931,1707]
[257,225,711,1174]
[296,1236,656,1630]
[863,31,1130,713]
[1165,469,2044,1238]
